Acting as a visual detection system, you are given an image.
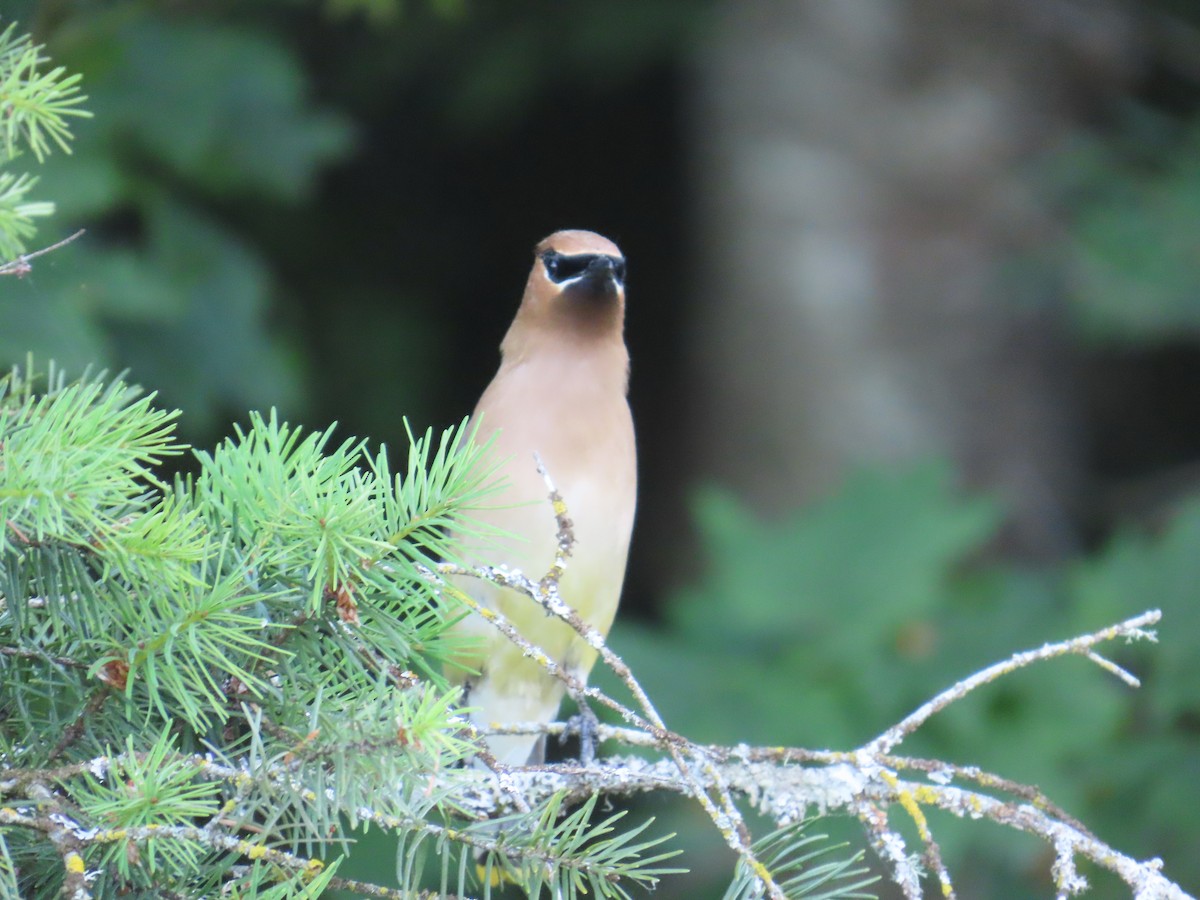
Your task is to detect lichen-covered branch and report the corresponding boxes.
[865,610,1160,756]
[437,454,786,899]
[435,462,1187,900]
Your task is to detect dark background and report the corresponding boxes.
[4,1,1200,896]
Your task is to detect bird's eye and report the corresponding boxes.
[542,251,590,283]
[612,258,627,282]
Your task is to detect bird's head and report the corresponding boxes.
[513,230,626,339]
[536,230,625,300]
[499,229,630,386]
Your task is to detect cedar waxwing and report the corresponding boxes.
[449,229,636,766]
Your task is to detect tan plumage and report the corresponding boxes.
[449,229,636,766]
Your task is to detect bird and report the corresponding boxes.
[447,229,636,767]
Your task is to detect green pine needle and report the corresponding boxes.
[724,821,878,900]
[0,19,91,257]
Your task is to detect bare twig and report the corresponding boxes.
[865,610,1160,755]
[454,753,1193,900]
[47,687,111,762]
[877,776,1189,900]
[877,754,1099,841]
[0,228,86,277]
[0,643,89,670]
[526,455,771,888]
[436,463,1186,899]
[441,454,787,899]
[858,800,922,900]
[2,695,1192,900]
[878,767,955,899]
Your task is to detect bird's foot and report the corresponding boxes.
[563,700,601,765]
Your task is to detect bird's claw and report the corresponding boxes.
[563,701,601,765]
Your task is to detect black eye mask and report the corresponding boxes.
[541,251,626,286]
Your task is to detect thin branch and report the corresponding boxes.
[47,687,111,762]
[0,228,85,277]
[527,455,774,895]
[857,800,922,900]
[0,643,89,669]
[1084,649,1141,687]
[528,454,770,887]
[441,455,786,899]
[459,753,1194,900]
[879,767,954,899]
[875,777,1190,900]
[0,804,91,899]
[877,754,1099,841]
[865,609,1160,755]
[436,465,1184,900]
[2,691,1192,900]
[325,873,459,900]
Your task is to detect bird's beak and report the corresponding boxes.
[572,256,622,299]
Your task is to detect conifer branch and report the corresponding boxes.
[0,18,90,259]
[439,478,1184,900]
[0,361,1190,898]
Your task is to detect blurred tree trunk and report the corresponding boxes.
[687,0,1133,557]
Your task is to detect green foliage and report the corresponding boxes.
[0,172,52,258]
[0,22,87,162]
[1052,118,1200,343]
[71,731,222,881]
[0,18,90,259]
[2,0,699,443]
[347,0,703,130]
[97,19,350,203]
[724,822,875,900]
[0,359,182,549]
[609,463,1200,899]
[473,793,682,899]
[3,9,353,434]
[0,361,689,897]
[223,859,342,899]
[610,462,1001,748]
